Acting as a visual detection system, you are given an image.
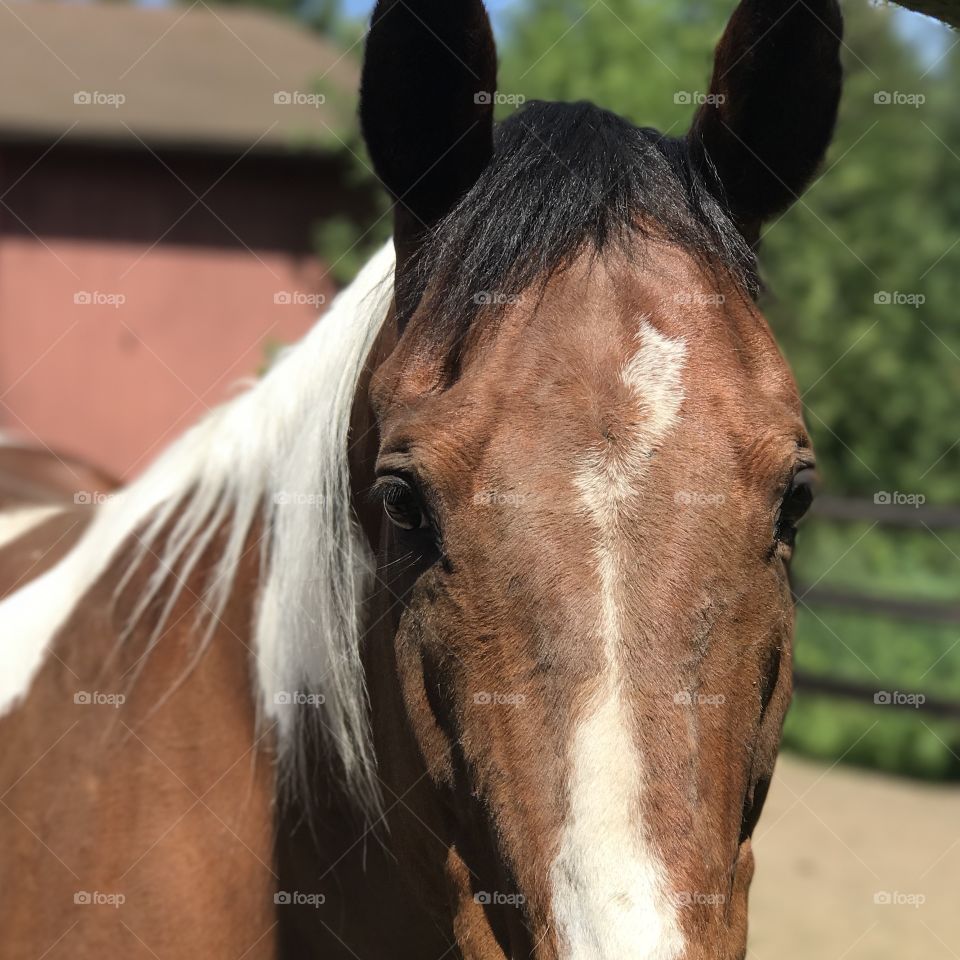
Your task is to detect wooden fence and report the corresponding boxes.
[792,496,960,716]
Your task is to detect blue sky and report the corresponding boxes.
[341,0,955,69]
[343,0,514,31]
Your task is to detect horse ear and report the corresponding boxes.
[360,0,497,274]
[688,0,843,241]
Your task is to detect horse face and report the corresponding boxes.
[359,2,840,958]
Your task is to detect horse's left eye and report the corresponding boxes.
[775,467,817,547]
[379,478,428,531]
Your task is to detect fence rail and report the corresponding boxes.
[812,494,960,529]
[793,670,960,720]
[793,495,960,715]
[794,583,960,625]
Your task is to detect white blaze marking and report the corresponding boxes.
[551,321,686,959]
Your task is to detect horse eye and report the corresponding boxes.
[379,478,427,531]
[775,466,817,547]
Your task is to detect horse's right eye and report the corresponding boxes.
[774,467,817,548]
[377,477,428,531]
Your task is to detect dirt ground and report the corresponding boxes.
[750,752,960,959]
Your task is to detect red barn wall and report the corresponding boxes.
[0,143,375,481]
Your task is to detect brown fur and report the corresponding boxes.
[0,443,117,511]
[0,524,277,959]
[355,245,806,958]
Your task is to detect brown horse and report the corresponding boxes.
[0,0,841,957]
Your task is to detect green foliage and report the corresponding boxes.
[784,521,960,779]
[311,122,393,285]
[499,0,725,132]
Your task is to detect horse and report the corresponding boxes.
[0,0,841,956]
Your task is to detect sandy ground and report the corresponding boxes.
[749,752,960,959]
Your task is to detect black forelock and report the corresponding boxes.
[397,99,759,334]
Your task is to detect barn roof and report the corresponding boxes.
[0,1,360,153]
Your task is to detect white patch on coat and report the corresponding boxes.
[551,321,687,959]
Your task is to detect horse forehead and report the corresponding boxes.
[381,249,798,477]
[467,252,787,399]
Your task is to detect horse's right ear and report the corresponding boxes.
[688,0,843,243]
[360,0,497,282]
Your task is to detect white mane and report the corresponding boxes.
[0,242,396,819]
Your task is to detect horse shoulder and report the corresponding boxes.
[0,521,279,959]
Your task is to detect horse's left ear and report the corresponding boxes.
[688,0,843,241]
[360,0,497,282]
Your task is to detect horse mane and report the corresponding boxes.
[401,100,759,337]
[0,242,395,821]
